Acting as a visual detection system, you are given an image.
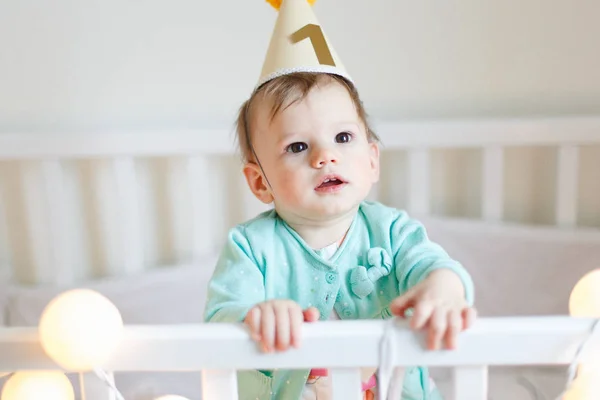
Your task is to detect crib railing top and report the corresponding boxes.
[1,116,600,159]
[0,317,597,372]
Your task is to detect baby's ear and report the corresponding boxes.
[243,162,274,204]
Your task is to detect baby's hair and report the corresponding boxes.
[235,72,380,163]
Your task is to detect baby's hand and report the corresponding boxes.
[244,300,320,353]
[389,269,477,351]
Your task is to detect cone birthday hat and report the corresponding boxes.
[257,0,353,88]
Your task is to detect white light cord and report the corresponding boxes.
[377,318,397,400]
[554,318,600,400]
[93,368,126,400]
[79,372,87,400]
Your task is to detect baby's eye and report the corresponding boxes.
[335,132,352,143]
[286,142,308,153]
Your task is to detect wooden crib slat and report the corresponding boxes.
[113,157,144,274]
[481,147,504,222]
[555,145,579,227]
[381,151,408,209]
[166,157,190,262]
[407,149,430,216]
[330,368,362,400]
[91,160,120,276]
[41,160,74,285]
[0,175,11,279]
[187,156,213,261]
[201,369,238,400]
[21,161,57,284]
[453,366,488,400]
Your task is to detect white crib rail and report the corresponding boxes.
[0,316,598,399]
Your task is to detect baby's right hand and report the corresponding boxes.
[244,300,320,353]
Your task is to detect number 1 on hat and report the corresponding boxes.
[289,23,336,67]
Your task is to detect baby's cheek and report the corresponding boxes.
[274,172,303,199]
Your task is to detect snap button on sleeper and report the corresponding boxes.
[343,309,352,317]
[326,272,336,283]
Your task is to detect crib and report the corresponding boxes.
[0,115,600,399]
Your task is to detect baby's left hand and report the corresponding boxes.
[389,269,477,351]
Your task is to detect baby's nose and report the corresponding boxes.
[312,148,338,167]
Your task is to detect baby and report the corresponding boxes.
[203,71,476,400]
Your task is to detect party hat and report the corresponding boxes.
[257,0,353,88]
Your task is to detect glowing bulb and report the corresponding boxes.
[566,270,600,399]
[563,368,600,400]
[1,371,74,400]
[570,269,600,317]
[39,289,123,371]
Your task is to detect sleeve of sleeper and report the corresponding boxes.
[203,225,266,323]
[203,227,274,399]
[390,211,475,306]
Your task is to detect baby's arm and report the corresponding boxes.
[204,226,319,353]
[205,227,289,399]
[387,212,476,350]
[204,227,266,324]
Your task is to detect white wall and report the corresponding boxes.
[1,1,600,283]
[1,0,599,129]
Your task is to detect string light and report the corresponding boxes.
[557,269,600,399]
[1,371,74,400]
[39,289,124,371]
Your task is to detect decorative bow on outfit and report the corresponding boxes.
[349,247,393,299]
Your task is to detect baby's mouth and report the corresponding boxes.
[315,175,347,190]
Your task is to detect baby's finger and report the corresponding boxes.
[260,304,276,353]
[444,309,461,349]
[290,305,304,348]
[274,303,291,351]
[410,302,434,330]
[303,307,320,322]
[462,307,477,330]
[427,307,447,350]
[245,307,261,341]
[390,292,414,318]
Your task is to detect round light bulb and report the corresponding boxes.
[570,269,600,317]
[563,369,600,400]
[1,371,74,400]
[39,289,123,371]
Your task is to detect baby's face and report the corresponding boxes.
[244,81,380,224]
